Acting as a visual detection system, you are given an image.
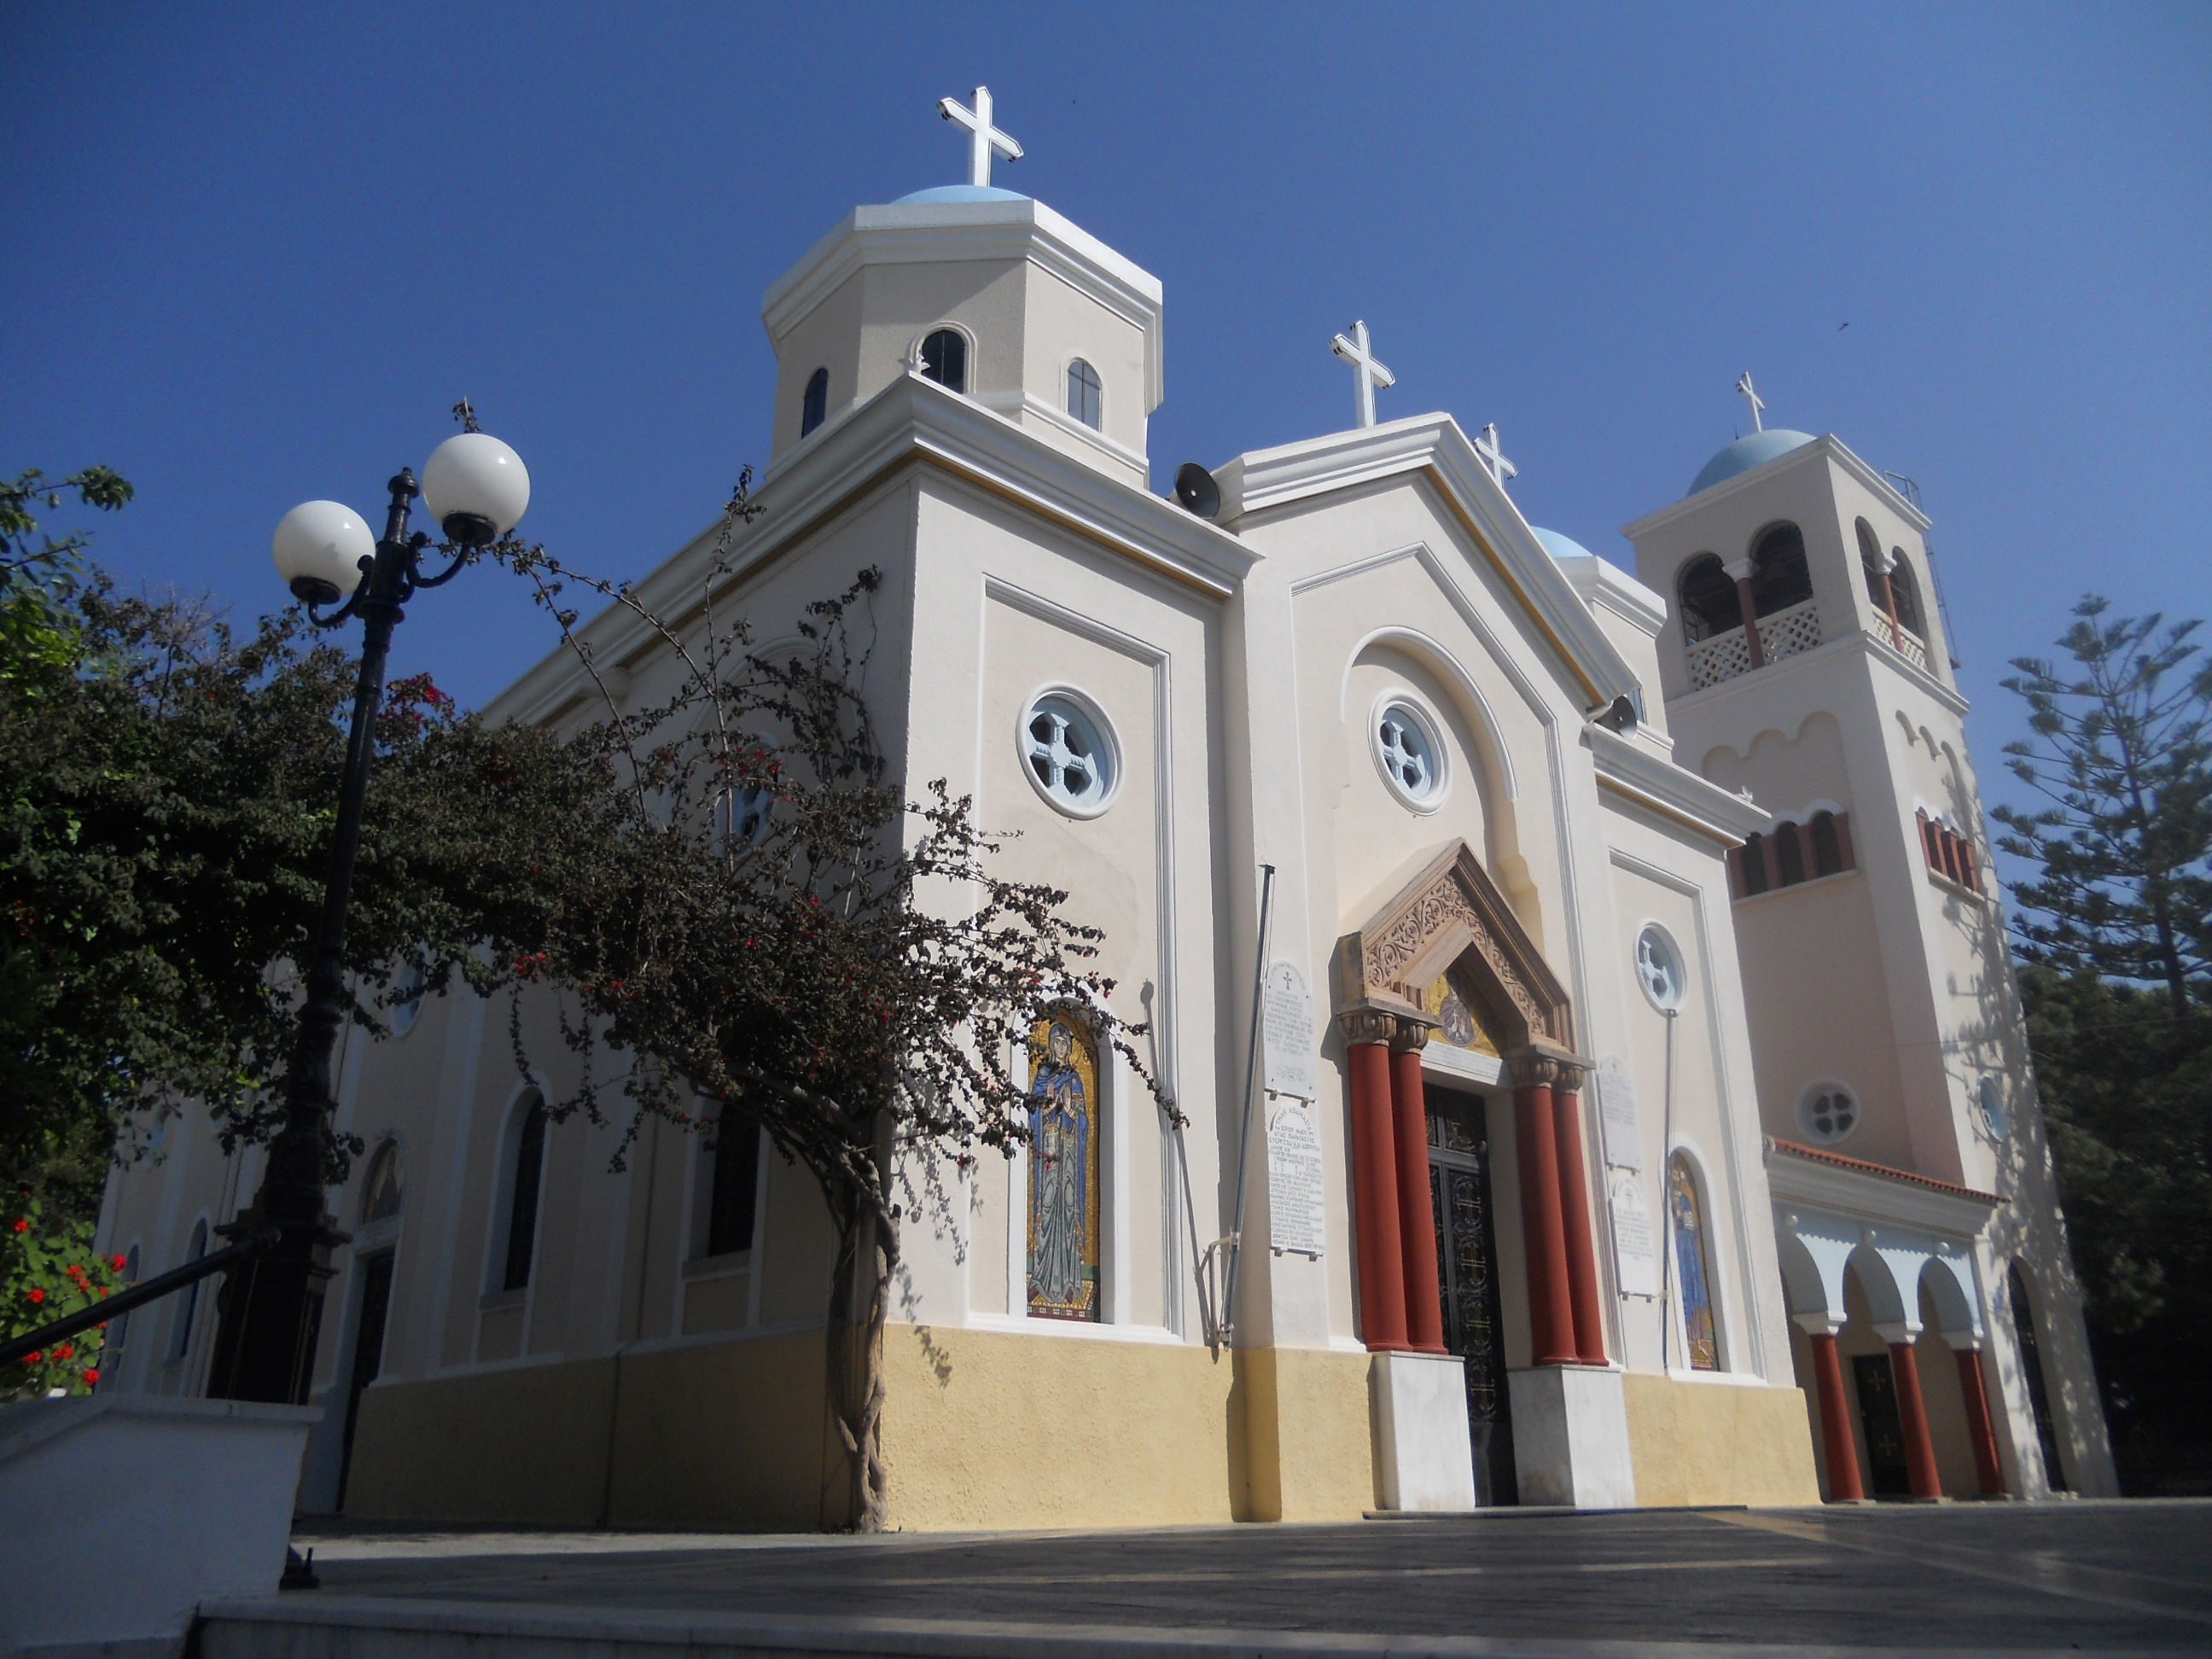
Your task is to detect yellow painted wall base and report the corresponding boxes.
[1621,1372,1822,1508]
[346,1330,836,1528]
[1231,1344,1379,1522]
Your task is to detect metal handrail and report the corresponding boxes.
[0,1224,280,1369]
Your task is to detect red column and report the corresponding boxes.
[1875,568,1905,650]
[1953,1344,2006,1498]
[1807,1330,1866,1501]
[1733,573,1767,669]
[1889,1339,1945,1499]
[1513,1063,1577,1366]
[1346,1027,1408,1353]
[1390,1039,1446,1354]
[1551,1076,1607,1365]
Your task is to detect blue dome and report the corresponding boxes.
[1532,527,1596,562]
[1687,429,1817,496]
[894,184,1031,205]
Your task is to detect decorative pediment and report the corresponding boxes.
[1336,841,1575,1057]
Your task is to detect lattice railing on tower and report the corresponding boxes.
[1885,625,1930,671]
[1758,598,1823,664]
[1687,626,1754,690]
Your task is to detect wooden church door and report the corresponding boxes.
[1851,1351,1912,1498]
[1427,1086,1518,1505]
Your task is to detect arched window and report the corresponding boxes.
[1676,554,1741,643]
[1773,820,1806,886]
[1748,523,1813,617]
[1668,1155,1720,1371]
[168,1219,208,1362]
[704,1106,761,1259]
[1026,1008,1102,1322]
[1738,830,1771,896]
[800,366,830,437]
[361,1139,403,1223]
[1066,358,1102,428]
[109,1243,141,1359]
[919,328,967,394]
[1811,811,1844,876]
[1888,555,1925,639]
[2008,1264,2069,1491]
[500,1096,548,1293]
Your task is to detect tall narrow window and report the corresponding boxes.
[2009,1264,2069,1491]
[1773,821,1806,886]
[1811,811,1844,876]
[1026,1009,1101,1322]
[1668,1155,1720,1371]
[705,1108,761,1259]
[1748,522,1813,616]
[502,1097,548,1292]
[1889,555,1925,639]
[919,329,967,393]
[1066,358,1102,428]
[1738,831,1771,896]
[1677,553,1740,643]
[168,1220,208,1362]
[800,366,830,437]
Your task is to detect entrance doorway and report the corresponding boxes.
[1851,1351,1912,1498]
[335,1250,395,1511]
[1426,1086,1517,1505]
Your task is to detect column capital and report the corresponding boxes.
[1337,1004,1400,1047]
[1940,1329,1985,1352]
[1388,1014,1437,1054]
[1505,1044,1585,1091]
[1721,556,1755,583]
[1793,1311,1847,1339]
[1872,1320,1922,1347]
[1553,1062,1587,1094]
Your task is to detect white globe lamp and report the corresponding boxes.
[420,430,530,546]
[271,500,375,606]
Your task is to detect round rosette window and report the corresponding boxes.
[1797,1082,1860,1145]
[1635,923,1685,1013]
[1977,1076,2009,1140]
[1021,690,1118,818]
[1373,695,1447,811]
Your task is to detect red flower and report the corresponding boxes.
[110,1254,126,1272]
[82,1368,99,1385]
[26,1288,44,1304]
[9,1218,25,1233]
[20,1351,39,1365]
[53,1342,72,1360]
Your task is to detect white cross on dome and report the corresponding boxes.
[937,86,1023,189]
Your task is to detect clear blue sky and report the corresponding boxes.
[7,3,2208,846]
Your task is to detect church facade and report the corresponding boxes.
[96,107,2116,1526]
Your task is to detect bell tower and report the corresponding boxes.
[1621,416,2111,1501]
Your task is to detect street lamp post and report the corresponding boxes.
[206,420,528,1406]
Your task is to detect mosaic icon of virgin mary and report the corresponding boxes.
[1027,1016,1096,1319]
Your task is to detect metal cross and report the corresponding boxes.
[1735,371,1766,434]
[938,86,1023,189]
[1330,319,1395,429]
[1475,422,1518,489]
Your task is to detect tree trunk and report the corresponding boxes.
[824,1185,895,1531]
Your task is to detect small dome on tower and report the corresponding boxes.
[894,184,1031,205]
[1687,429,1817,497]
[1532,527,1596,562]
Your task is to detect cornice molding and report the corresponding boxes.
[1215,413,1643,715]
[760,199,1167,411]
[1766,1138,2000,1236]
[1588,725,1768,841]
[481,373,1252,730]
[1620,434,1930,540]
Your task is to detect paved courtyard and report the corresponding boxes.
[251,1501,2212,1656]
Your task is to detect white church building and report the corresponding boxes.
[97,91,2115,1528]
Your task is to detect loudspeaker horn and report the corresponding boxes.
[1173,462,1221,519]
